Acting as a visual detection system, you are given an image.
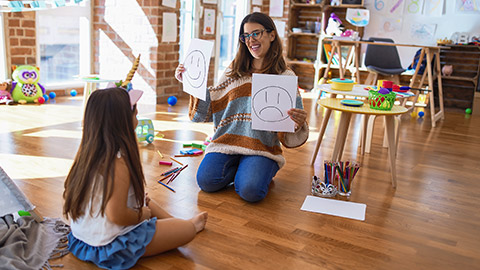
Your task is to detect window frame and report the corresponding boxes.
[35,1,92,90]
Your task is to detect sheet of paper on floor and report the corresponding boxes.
[300,195,366,221]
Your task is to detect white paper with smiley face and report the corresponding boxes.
[182,38,214,101]
[251,73,298,132]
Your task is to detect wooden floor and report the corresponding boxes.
[1,93,479,270]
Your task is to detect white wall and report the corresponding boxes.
[360,0,480,68]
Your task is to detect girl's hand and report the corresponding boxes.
[145,193,151,206]
[175,64,185,82]
[140,206,152,222]
[287,108,307,131]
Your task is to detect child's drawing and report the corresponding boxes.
[251,74,297,132]
[410,23,437,40]
[456,0,478,11]
[423,0,443,16]
[405,0,424,15]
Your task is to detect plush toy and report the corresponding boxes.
[11,65,46,104]
[330,0,340,6]
[0,81,13,105]
[326,13,344,37]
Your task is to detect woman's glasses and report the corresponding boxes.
[239,29,270,43]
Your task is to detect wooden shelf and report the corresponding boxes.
[288,31,320,37]
[287,59,315,66]
[441,76,477,82]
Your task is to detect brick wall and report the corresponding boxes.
[93,0,182,104]
[5,11,37,69]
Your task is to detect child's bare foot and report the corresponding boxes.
[191,211,208,233]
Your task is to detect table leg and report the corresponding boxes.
[384,115,397,188]
[332,112,352,161]
[359,114,370,155]
[434,49,445,120]
[425,48,437,127]
[310,108,333,165]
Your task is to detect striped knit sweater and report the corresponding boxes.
[189,69,309,168]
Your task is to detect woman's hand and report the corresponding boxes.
[287,108,307,130]
[175,64,185,82]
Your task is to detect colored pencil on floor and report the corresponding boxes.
[157,180,175,193]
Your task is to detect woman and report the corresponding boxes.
[175,12,309,202]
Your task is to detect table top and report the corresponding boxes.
[319,98,409,116]
[317,84,415,98]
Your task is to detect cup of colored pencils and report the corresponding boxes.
[334,161,360,197]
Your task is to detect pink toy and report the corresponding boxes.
[442,65,453,76]
[0,82,13,105]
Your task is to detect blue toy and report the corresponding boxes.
[418,111,425,118]
[70,89,77,96]
[49,92,56,99]
[168,96,177,106]
[11,65,46,104]
[43,94,49,101]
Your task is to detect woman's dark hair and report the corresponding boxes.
[63,87,145,220]
[227,12,287,78]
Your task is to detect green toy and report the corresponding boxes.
[465,108,472,114]
[18,210,31,216]
[11,65,46,104]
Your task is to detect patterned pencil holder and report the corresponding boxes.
[312,175,337,197]
[368,90,396,111]
[312,161,361,198]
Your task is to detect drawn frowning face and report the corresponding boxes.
[252,86,294,122]
[184,50,206,88]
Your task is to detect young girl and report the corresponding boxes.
[175,12,309,202]
[63,87,207,269]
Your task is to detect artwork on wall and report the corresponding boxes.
[405,0,425,15]
[388,0,406,17]
[410,23,437,40]
[377,17,402,36]
[269,0,284,17]
[162,12,177,42]
[456,0,479,12]
[162,0,176,8]
[423,0,444,16]
[203,9,215,35]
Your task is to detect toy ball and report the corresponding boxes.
[167,96,177,106]
[70,89,77,97]
[465,108,472,114]
[418,111,425,118]
[43,94,49,101]
[49,92,56,99]
[38,96,45,104]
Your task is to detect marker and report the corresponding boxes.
[159,161,173,166]
[167,164,189,184]
[157,181,176,193]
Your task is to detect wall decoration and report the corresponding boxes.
[456,0,478,12]
[405,0,424,14]
[269,0,284,17]
[162,12,177,42]
[410,23,437,40]
[423,0,444,16]
[203,9,215,35]
[162,0,176,8]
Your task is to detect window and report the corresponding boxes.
[36,1,91,88]
[179,0,196,62]
[0,13,6,81]
[215,0,248,80]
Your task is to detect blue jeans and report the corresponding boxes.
[197,153,280,202]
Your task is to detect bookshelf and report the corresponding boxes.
[286,0,364,90]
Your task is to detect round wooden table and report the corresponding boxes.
[318,98,408,188]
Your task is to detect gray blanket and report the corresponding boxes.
[0,214,70,270]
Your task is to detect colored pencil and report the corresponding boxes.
[156,150,164,158]
[170,156,184,165]
[157,180,176,193]
[167,164,188,184]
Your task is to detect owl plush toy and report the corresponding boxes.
[11,65,46,104]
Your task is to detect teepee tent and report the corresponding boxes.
[0,166,43,222]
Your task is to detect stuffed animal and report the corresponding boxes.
[326,13,344,37]
[0,82,13,105]
[330,0,340,6]
[11,65,45,104]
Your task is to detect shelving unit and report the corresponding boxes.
[286,0,364,90]
[435,44,480,111]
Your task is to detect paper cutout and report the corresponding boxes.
[182,38,214,101]
[203,9,215,35]
[346,8,370,27]
[251,74,297,132]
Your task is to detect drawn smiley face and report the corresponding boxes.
[184,50,206,88]
[252,86,294,122]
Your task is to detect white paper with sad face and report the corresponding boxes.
[251,73,298,132]
[182,38,214,101]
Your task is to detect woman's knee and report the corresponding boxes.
[236,183,267,202]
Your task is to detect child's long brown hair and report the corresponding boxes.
[63,88,145,221]
[227,12,287,78]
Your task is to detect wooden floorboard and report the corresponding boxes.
[1,92,479,269]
